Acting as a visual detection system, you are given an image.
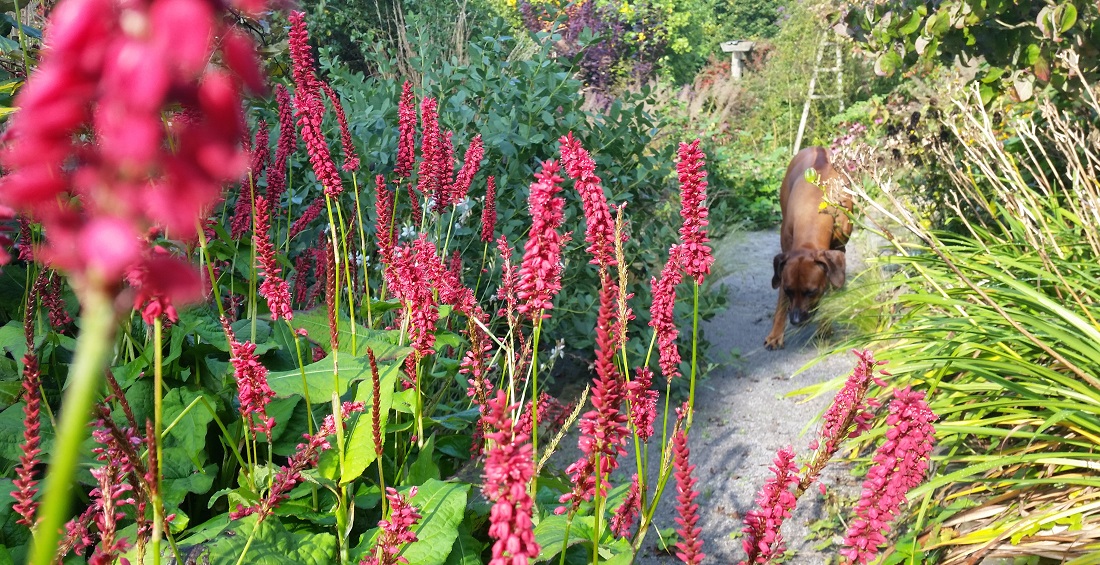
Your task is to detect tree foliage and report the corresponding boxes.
[843,0,1100,103]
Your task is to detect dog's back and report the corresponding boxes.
[778,147,850,253]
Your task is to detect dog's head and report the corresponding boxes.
[772,249,846,326]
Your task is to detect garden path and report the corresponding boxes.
[631,227,869,564]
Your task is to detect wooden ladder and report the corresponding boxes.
[793,37,844,155]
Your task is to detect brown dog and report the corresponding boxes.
[764,147,852,350]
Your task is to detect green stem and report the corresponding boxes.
[529,315,543,494]
[152,318,165,565]
[592,451,602,565]
[688,282,700,429]
[557,513,574,565]
[30,287,117,565]
[351,177,373,328]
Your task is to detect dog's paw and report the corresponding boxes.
[764,333,785,350]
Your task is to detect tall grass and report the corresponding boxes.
[834,74,1100,562]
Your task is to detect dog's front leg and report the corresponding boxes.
[764,290,788,350]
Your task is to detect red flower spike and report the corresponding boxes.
[374,175,396,264]
[254,195,293,320]
[610,474,641,538]
[676,140,714,284]
[650,247,685,381]
[481,391,540,564]
[415,97,442,199]
[559,132,615,268]
[558,278,629,512]
[450,134,484,204]
[627,367,658,442]
[289,197,325,240]
[394,81,417,179]
[267,84,297,201]
[480,175,497,243]
[673,429,705,565]
[287,12,342,197]
[841,387,936,564]
[516,159,568,318]
[320,81,360,172]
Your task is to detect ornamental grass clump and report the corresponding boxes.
[832,79,1100,561]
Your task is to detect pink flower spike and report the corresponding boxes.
[480,175,497,243]
[841,387,936,564]
[741,446,800,564]
[673,429,705,565]
[515,159,568,318]
[360,487,423,565]
[676,140,714,284]
[395,81,417,179]
[321,81,360,172]
[222,317,276,436]
[481,391,540,565]
[559,132,615,268]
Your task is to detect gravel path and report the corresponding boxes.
[631,228,869,564]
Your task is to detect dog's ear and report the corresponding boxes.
[816,250,846,288]
[771,253,787,289]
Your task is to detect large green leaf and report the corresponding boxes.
[203,515,338,565]
[534,514,595,562]
[0,402,53,463]
[291,309,404,357]
[162,388,214,466]
[340,365,397,485]
[400,480,470,565]
[443,523,483,565]
[266,341,410,401]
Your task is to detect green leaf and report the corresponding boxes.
[0,402,53,462]
[407,434,441,486]
[400,480,470,565]
[266,342,410,401]
[874,50,903,77]
[340,366,397,485]
[162,446,216,521]
[204,515,338,564]
[1057,3,1077,33]
[0,478,31,551]
[443,523,483,565]
[898,10,922,35]
[291,309,404,357]
[534,514,594,562]
[162,388,213,465]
